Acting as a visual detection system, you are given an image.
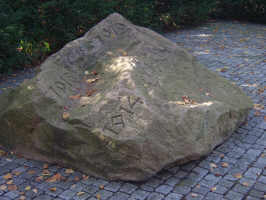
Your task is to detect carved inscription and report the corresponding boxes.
[44,71,80,98]
[103,96,142,135]
[111,114,125,128]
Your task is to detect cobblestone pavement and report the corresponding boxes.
[0,21,265,200]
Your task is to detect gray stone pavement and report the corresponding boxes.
[0,21,265,200]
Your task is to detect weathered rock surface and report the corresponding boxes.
[0,13,252,181]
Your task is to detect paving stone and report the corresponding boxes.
[4,191,20,199]
[205,192,224,200]
[185,192,204,200]
[226,190,245,200]
[119,183,137,194]
[83,185,99,194]
[146,192,164,200]
[59,189,76,200]
[212,185,229,195]
[130,189,149,200]
[70,183,86,192]
[253,157,266,168]
[244,167,262,180]
[139,185,153,192]
[103,182,122,192]
[173,186,191,195]
[249,189,265,199]
[245,196,261,200]
[107,192,130,200]
[34,195,54,200]
[143,178,162,188]
[94,190,113,200]
[155,185,173,195]
[164,193,183,200]
[164,177,181,186]
[258,175,266,184]
[253,182,266,192]
[0,197,11,200]
[45,186,64,198]
[192,185,209,195]
[72,192,91,200]
[232,183,251,194]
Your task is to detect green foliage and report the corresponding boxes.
[0,0,265,74]
[215,0,266,23]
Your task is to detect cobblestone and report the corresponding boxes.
[0,20,265,200]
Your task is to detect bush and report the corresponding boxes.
[0,0,265,74]
[215,0,266,23]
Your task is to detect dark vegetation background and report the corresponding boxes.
[0,0,265,74]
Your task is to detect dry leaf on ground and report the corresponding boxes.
[46,173,62,183]
[233,173,242,179]
[77,192,85,196]
[221,162,229,168]
[69,94,81,100]
[62,112,70,120]
[65,169,74,174]
[49,187,57,192]
[8,185,17,191]
[3,173,12,180]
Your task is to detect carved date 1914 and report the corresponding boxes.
[103,96,141,135]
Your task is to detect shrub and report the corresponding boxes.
[215,0,266,23]
[0,0,265,74]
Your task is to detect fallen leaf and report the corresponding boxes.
[35,176,43,182]
[0,185,7,190]
[254,111,261,116]
[91,71,98,75]
[19,195,26,200]
[14,171,21,176]
[65,169,74,174]
[210,163,217,168]
[28,170,36,175]
[233,173,242,179]
[3,173,12,180]
[69,94,81,100]
[0,150,6,156]
[43,164,49,169]
[82,175,88,180]
[32,188,38,193]
[42,170,50,176]
[96,194,101,200]
[46,173,62,183]
[62,112,70,120]
[242,182,249,187]
[220,154,225,158]
[49,187,57,192]
[221,162,229,168]
[8,185,17,191]
[211,187,216,192]
[191,193,198,197]
[99,185,104,190]
[86,78,98,84]
[254,104,264,110]
[77,192,85,196]
[6,180,13,185]
[214,173,222,177]
[25,186,31,191]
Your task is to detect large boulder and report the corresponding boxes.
[0,13,252,181]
